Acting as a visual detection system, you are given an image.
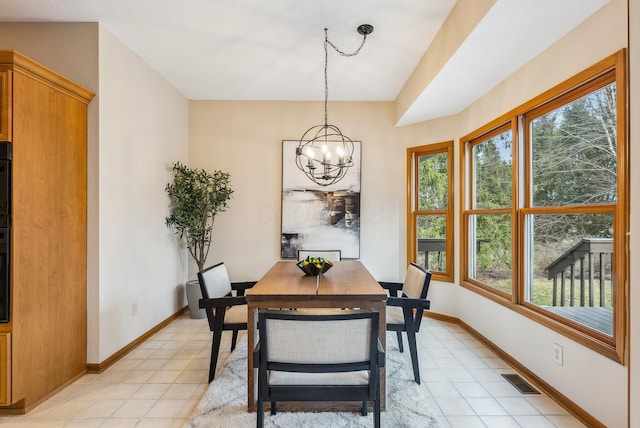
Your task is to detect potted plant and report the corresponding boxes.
[165,161,233,317]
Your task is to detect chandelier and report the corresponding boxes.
[295,24,374,186]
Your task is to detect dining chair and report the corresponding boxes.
[297,249,342,261]
[379,263,432,384]
[253,309,384,428]
[197,261,256,382]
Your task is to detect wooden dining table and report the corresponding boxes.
[245,260,387,412]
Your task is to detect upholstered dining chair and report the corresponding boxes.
[297,249,342,261]
[197,262,256,382]
[253,309,384,428]
[379,263,432,384]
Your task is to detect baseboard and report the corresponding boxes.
[423,312,606,428]
[86,306,189,373]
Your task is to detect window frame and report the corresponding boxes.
[462,122,518,299]
[407,141,454,282]
[460,50,627,362]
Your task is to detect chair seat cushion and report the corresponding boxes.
[269,370,369,386]
[224,304,247,324]
[386,306,406,326]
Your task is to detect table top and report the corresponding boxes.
[246,260,386,302]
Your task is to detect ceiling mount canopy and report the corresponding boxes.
[295,24,374,187]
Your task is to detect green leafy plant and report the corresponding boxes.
[165,162,233,272]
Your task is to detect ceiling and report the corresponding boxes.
[0,0,610,124]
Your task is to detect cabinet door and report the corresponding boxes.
[0,71,10,141]
[0,333,10,405]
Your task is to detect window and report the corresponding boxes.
[461,50,627,362]
[465,126,514,296]
[408,141,454,282]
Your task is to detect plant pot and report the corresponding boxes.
[186,279,206,319]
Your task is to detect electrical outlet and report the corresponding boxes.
[553,343,563,366]
[132,302,138,316]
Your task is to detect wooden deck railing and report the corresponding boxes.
[545,238,613,308]
[417,238,446,271]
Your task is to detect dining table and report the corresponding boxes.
[245,259,387,412]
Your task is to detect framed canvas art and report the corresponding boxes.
[281,140,361,259]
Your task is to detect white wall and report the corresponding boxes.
[188,101,406,284]
[97,26,189,362]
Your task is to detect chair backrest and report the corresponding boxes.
[197,262,232,299]
[402,263,432,300]
[258,309,378,366]
[297,249,342,262]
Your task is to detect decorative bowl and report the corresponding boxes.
[296,257,334,276]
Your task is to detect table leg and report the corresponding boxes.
[247,305,256,412]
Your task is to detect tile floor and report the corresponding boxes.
[0,313,586,427]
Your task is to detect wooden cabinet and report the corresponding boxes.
[0,334,9,405]
[0,71,10,141]
[0,51,94,412]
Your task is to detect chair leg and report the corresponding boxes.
[374,382,381,428]
[257,399,264,428]
[208,333,223,382]
[271,401,277,415]
[406,328,421,384]
[231,329,239,351]
[361,401,367,416]
[396,331,404,353]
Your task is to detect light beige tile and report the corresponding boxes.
[71,383,113,400]
[135,418,175,427]
[178,399,199,418]
[545,415,588,427]
[171,418,188,427]
[122,371,155,384]
[137,358,169,370]
[100,418,140,427]
[479,415,521,428]
[109,359,144,371]
[102,384,142,400]
[173,349,201,359]
[161,384,199,400]
[126,349,156,359]
[161,359,192,371]
[138,340,167,350]
[466,397,509,415]
[183,340,209,350]
[186,358,210,370]
[174,370,208,384]
[148,370,182,383]
[526,395,570,415]
[132,383,171,399]
[44,399,94,419]
[93,370,133,385]
[145,400,188,418]
[78,399,125,418]
[496,397,541,415]
[150,349,179,359]
[64,418,108,427]
[111,400,156,418]
[512,415,556,427]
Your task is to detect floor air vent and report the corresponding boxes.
[501,374,540,395]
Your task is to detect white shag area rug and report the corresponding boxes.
[185,333,439,428]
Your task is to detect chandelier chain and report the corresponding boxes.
[295,24,372,186]
[323,28,369,126]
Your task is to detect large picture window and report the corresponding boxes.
[461,50,627,362]
[408,141,454,282]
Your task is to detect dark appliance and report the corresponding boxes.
[0,141,11,323]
